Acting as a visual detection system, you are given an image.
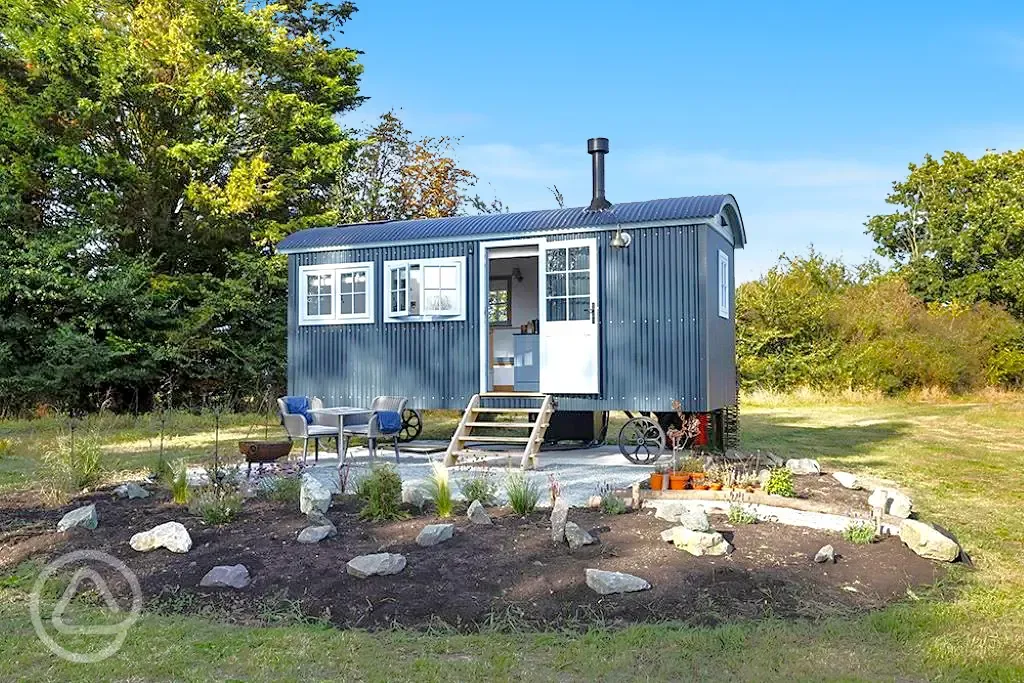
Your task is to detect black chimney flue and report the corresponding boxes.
[587,137,611,211]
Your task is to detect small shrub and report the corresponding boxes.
[40,434,105,501]
[600,493,627,515]
[843,521,877,544]
[355,465,406,521]
[166,459,190,505]
[728,504,758,525]
[460,473,498,506]
[189,488,243,525]
[677,457,704,474]
[763,467,795,497]
[426,462,454,518]
[505,472,540,515]
[267,476,301,505]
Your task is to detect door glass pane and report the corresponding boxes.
[547,298,566,322]
[546,273,566,297]
[568,246,589,271]
[567,271,589,296]
[546,248,566,272]
[568,296,590,321]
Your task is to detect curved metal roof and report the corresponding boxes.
[277,194,746,253]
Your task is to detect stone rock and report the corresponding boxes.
[888,491,913,519]
[678,507,712,533]
[297,525,336,544]
[899,519,960,562]
[785,458,821,475]
[57,504,98,532]
[401,479,431,507]
[416,523,455,547]
[814,544,836,563]
[587,495,603,509]
[306,510,336,533]
[585,568,651,595]
[868,488,913,518]
[550,497,569,543]
[200,564,250,589]
[347,552,407,578]
[564,521,596,550]
[129,521,192,553]
[299,474,332,515]
[660,526,684,542]
[831,472,860,490]
[671,527,733,557]
[466,499,492,525]
[114,482,151,499]
[650,501,689,523]
[868,488,889,510]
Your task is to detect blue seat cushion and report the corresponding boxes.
[283,396,314,424]
[377,410,402,434]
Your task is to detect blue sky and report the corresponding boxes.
[340,1,1024,281]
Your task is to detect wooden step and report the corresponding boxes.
[473,407,534,413]
[465,421,536,428]
[455,435,531,443]
[479,392,546,398]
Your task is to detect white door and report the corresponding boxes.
[539,238,600,393]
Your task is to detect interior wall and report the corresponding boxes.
[489,256,538,387]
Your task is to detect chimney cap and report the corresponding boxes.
[587,137,609,154]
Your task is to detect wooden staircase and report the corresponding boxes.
[444,392,556,469]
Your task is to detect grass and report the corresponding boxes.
[2,394,1024,680]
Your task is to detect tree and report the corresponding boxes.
[867,150,1024,318]
[0,0,363,411]
[336,111,504,223]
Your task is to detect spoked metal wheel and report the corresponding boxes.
[618,416,666,464]
[398,408,423,443]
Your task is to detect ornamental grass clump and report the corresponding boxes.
[426,462,454,518]
[356,465,407,521]
[505,472,540,515]
[189,488,243,525]
[166,458,191,505]
[40,434,105,503]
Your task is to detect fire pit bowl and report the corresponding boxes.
[238,439,293,464]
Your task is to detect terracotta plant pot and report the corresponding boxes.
[668,473,689,490]
[689,472,706,482]
[693,483,710,491]
[709,482,723,491]
[650,472,665,490]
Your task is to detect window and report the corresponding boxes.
[545,246,590,322]
[298,262,375,325]
[384,256,466,322]
[488,277,512,326]
[718,250,730,319]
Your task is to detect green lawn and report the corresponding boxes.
[1,395,1023,681]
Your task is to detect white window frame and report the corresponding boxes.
[298,262,375,326]
[384,255,466,322]
[717,250,730,319]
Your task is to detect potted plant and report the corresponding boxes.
[650,465,667,491]
[681,457,705,483]
[706,464,727,491]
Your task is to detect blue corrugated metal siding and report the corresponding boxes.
[288,241,479,410]
[288,225,716,413]
[704,228,737,410]
[278,195,742,252]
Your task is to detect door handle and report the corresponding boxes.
[590,302,596,324]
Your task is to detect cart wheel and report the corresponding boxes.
[618,416,665,464]
[398,408,423,443]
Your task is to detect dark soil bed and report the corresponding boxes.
[0,488,945,630]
